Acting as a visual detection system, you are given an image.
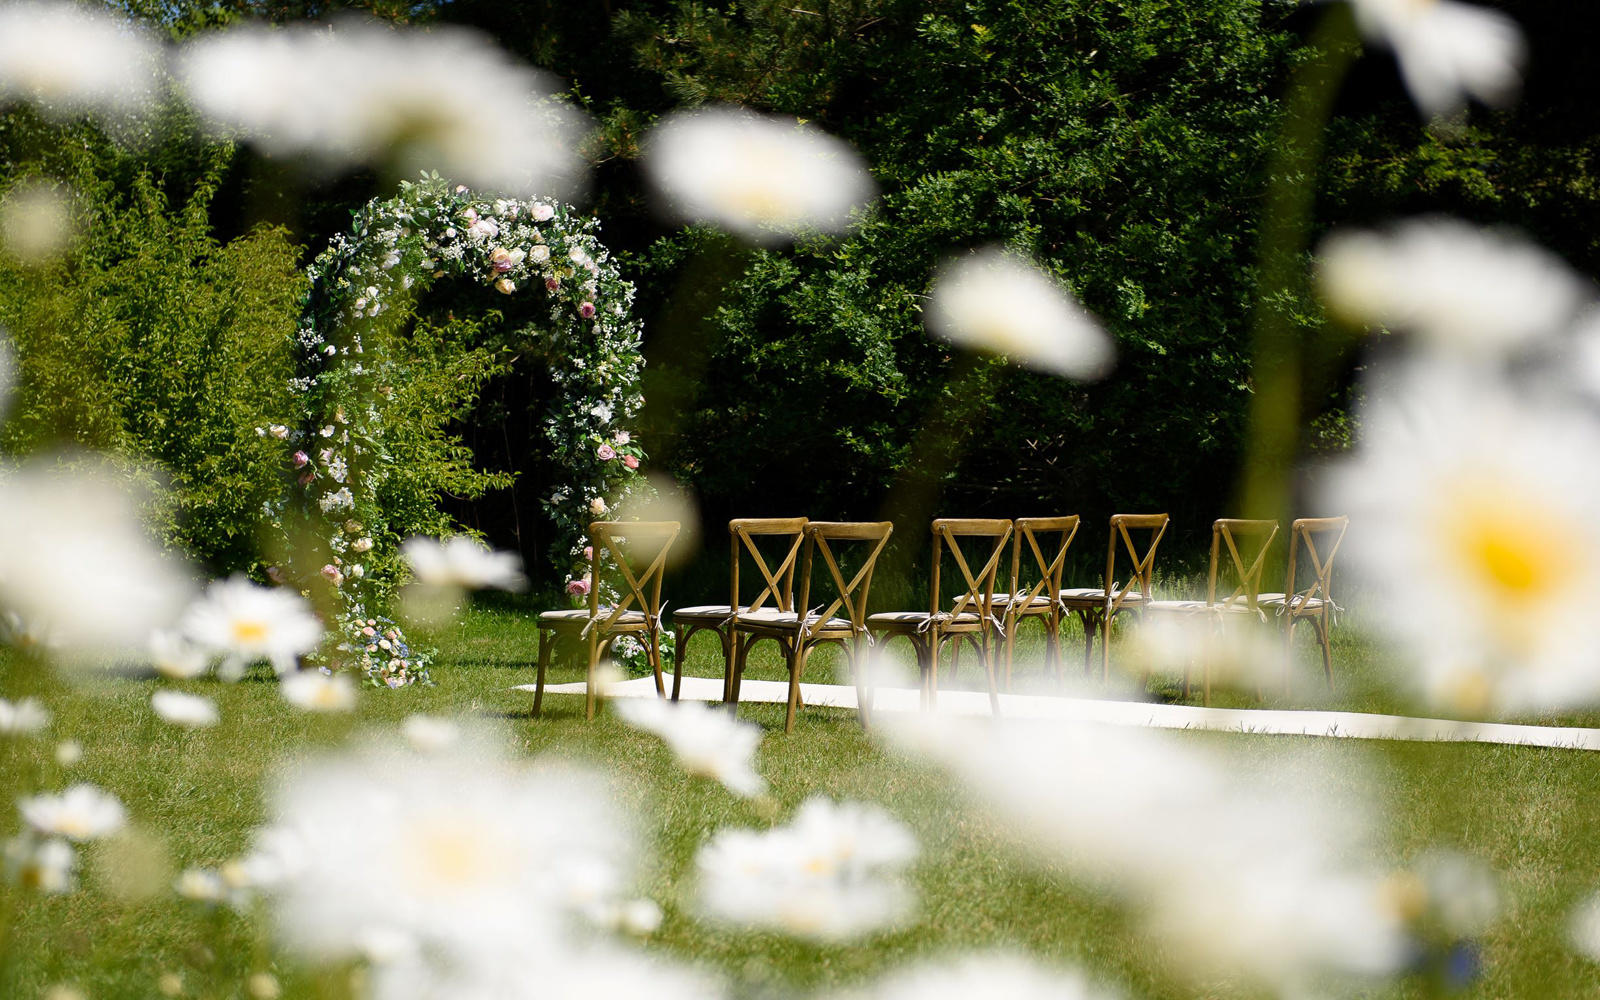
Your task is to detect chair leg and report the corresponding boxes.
[1100,611,1113,683]
[1317,615,1334,689]
[982,630,1001,716]
[1079,611,1095,675]
[533,628,552,718]
[1003,615,1016,692]
[852,637,873,729]
[927,631,941,711]
[584,630,601,721]
[671,625,688,702]
[647,629,666,698]
[716,630,735,703]
[728,634,749,716]
[1283,617,1296,699]
[784,641,803,734]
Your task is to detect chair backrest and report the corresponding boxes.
[1103,513,1169,612]
[587,521,681,632]
[796,521,895,637]
[1009,515,1080,614]
[930,518,1013,620]
[1285,516,1348,610]
[1207,518,1280,609]
[728,517,808,616]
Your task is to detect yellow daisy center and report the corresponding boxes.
[1438,491,1578,604]
[231,619,269,644]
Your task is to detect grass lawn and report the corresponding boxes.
[4,602,1600,999]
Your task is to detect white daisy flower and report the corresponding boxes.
[1317,218,1587,357]
[148,629,209,680]
[616,698,766,798]
[256,738,635,967]
[280,671,357,713]
[20,784,127,841]
[402,536,527,591]
[175,20,588,197]
[926,248,1113,380]
[179,577,323,680]
[0,456,196,666]
[645,106,876,245]
[400,714,461,752]
[1345,0,1523,118]
[696,796,918,942]
[0,696,49,736]
[368,943,720,1000]
[839,953,1114,1000]
[886,716,1406,993]
[3,835,76,893]
[151,690,220,729]
[1325,364,1600,713]
[0,179,79,265]
[0,2,161,118]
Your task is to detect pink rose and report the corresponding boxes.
[566,576,591,597]
[320,564,345,586]
[578,302,597,319]
[582,546,593,561]
[597,443,616,461]
[291,450,310,468]
[623,454,639,470]
[545,276,560,292]
[297,471,315,486]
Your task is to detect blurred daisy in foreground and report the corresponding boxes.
[256,735,637,969]
[180,577,323,680]
[616,697,766,798]
[1317,218,1586,358]
[20,784,126,841]
[150,690,219,729]
[403,536,527,591]
[368,942,721,1000]
[1124,614,1289,694]
[176,21,588,197]
[0,179,79,265]
[1324,364,1600,713]
[836,953,1115,1000]
[0,2,161,119]
[1343,0,1522,118]
[147,629,208,680]
[280,671,356,713]
[3,834,75,893]
[886,717,1405,993]
[926,248,1113,380]
[0,456,196,665]
[696,796,918,942]
[644,106,876,245]
[0,696,49,735]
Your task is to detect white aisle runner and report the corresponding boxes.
[519,675,1600,751]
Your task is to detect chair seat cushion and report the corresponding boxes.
[867,611,985,629]
[1142,599,1212,613]
[1257,593,1328,612]
[734,608,854,632]
[539,608,647,627]
[1059,587,1145,603]
[672,605,737,620]
[988,593,1054,608]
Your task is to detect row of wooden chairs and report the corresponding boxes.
[530,513,1348,731]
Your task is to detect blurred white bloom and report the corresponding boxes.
[174,867,228,903]
[0,179,78,264]
[1325,364,1600,713]
[148,629,208,680]
[645,106,876,244]
[1125,614,1287,691]
[280,671,356,713]
[838,953,1113,1000]
[696,796,918,942]
[0,456,196,664]
[1317,218,1586,357]
[54,740,81,767]
[401,714,461,752]
[1346,0,1522,118]
[887,717,1406,992]
[1412,850,1500,938]
[0,2,160,118]
[4,835,75,893]
[176,20,588,196]
[616,698,766,798]
[247,973,281,1000]
[257,736,635,967]
[617,897,663,936]
[1570,892,1600,963]
[180,576,322,679]
[20,784,127,841]
[926,248,1113,380]
[402,536,527,591]
[0,695,49,735]
[151,690,219,729]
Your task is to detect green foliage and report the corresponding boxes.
[0,124,306,574]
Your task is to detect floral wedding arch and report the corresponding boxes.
[270,175,646,686]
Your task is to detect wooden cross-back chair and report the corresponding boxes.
[729,520,893,732]
[533,520,680,720]
[1060,513,1169,681]
[1257,516,1348,691]
[867,518,1013,714]
[1142,518,1278,702]
[992,515,1079,690]
[670,517,807,703]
